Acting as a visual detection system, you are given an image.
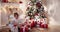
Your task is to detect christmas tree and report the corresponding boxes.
[26,0,47,19]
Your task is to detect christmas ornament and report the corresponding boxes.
[2,0,8,3]
[36,2,42,8]
[19,1,23,4]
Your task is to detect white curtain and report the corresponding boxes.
[42,0,60,25]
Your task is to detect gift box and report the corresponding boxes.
[39,22,43,28]
[20,28,23,32]
[20,27,28,32]
[40,24,48,28]
[40,24,44,28]
[43,24,48,28]
[35,21,37,25]
[31,21,35,28]
[25,27,29,32]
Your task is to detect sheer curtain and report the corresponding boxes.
[42,0,60,25]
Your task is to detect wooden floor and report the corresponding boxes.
[31,26,60,32]
[0,26,60,32]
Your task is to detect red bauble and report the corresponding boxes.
[26,7,29,11]
[19,1,23,4]
[36,2,42,8]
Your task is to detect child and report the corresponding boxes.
[9,13,19,32]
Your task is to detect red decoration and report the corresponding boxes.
[20,28,23,32]
[2,0,8,3]
[34,13,39,16]
[19,1,23,4]
[25,27,28,32]
[20,26,28,32]
[26,7,29,11]
[36,2,42,8]
[40,24,44,28]
[31,21,35,28]
[43,24,48,28]
[39,22,42,27]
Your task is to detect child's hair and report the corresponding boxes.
[14,13,19,17]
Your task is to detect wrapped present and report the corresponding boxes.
[20,28,23,32]
[34,21,37,26]
[25,27,29,32]
[40,23,48,28]
[43,24,48,28]
[40,18,48,28]
[31,21,35,28]
[40,24,44,28]
[20,26,28,32]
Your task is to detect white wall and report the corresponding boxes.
[0,0,28,26]
[0,3,1,27]
[42,0,60,25]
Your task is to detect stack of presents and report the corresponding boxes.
[19,15,48,32]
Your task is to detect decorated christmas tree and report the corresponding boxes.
[26,0,46,19]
